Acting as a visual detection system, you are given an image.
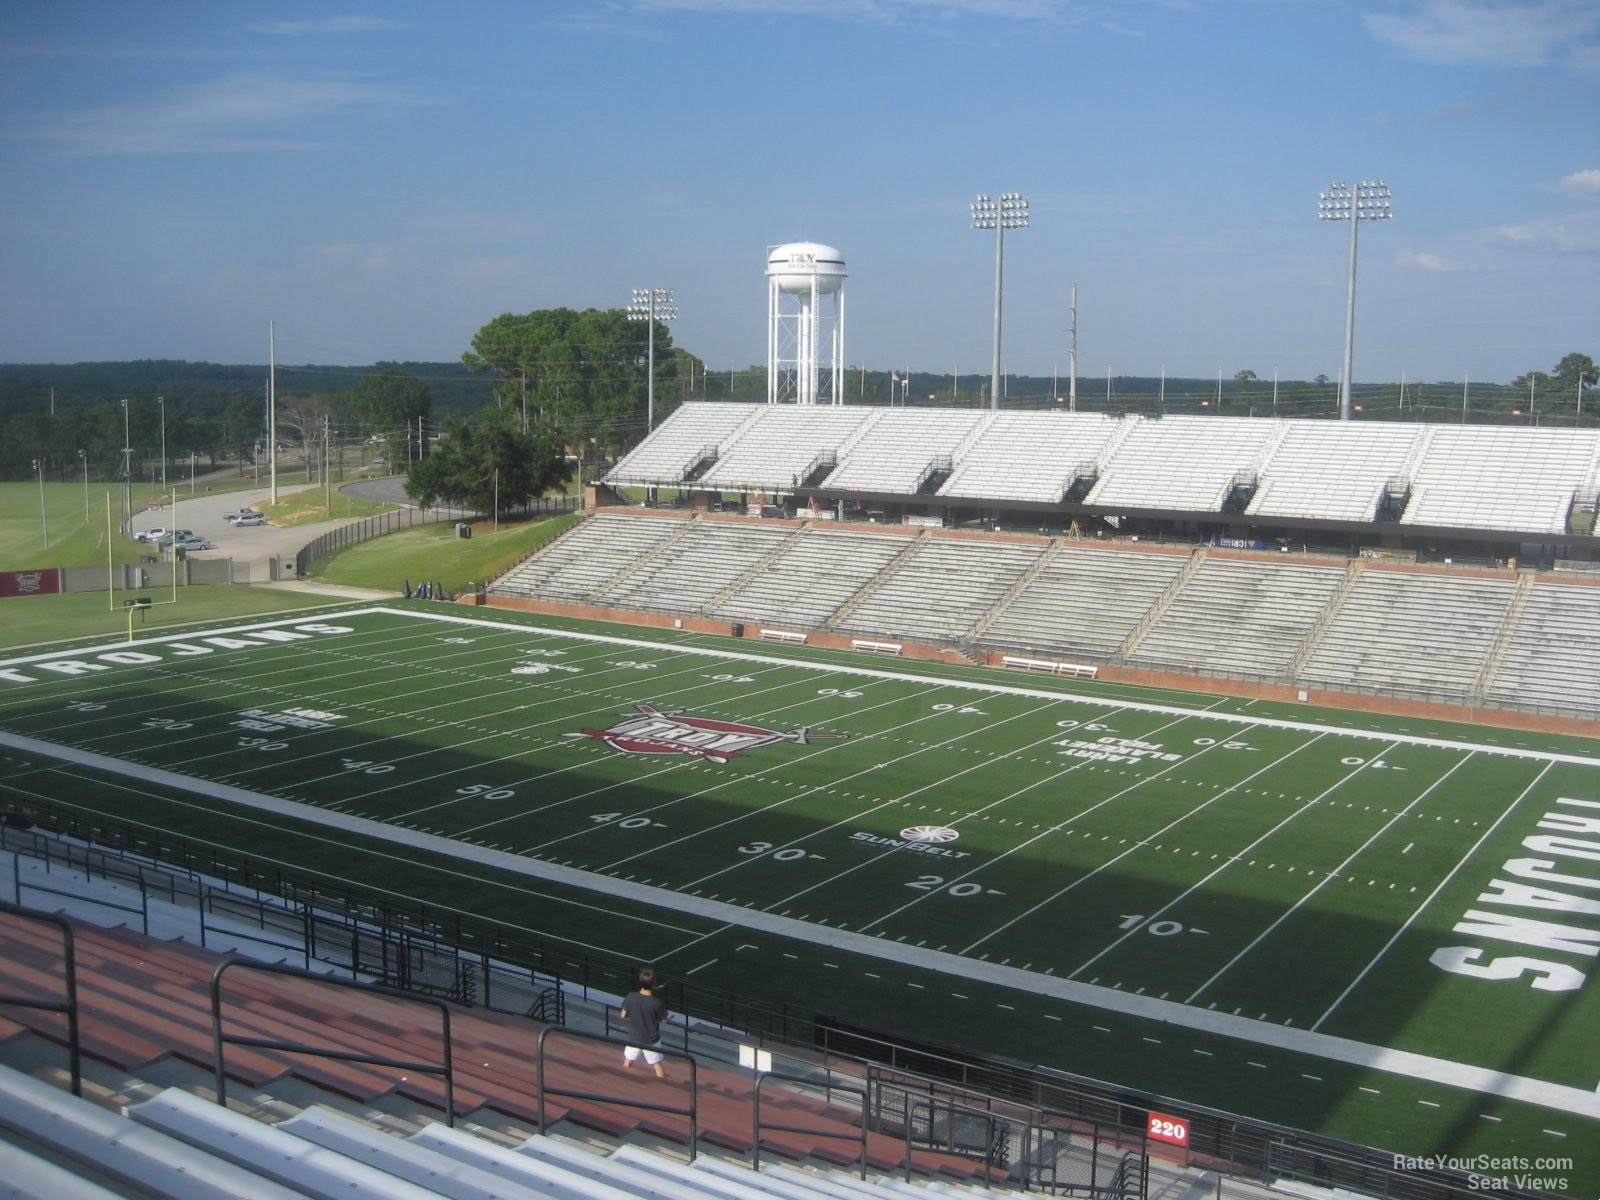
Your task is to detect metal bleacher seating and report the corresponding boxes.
[696,406,873,494]
[492,512,686,603]
[711,527,911,629]
[1400,426,1600,535]
[594,519,794,613]
[1297,569,1518,703]
[938,411,1118,504]
[976,545,1189,661]
[0,1061,310,1200]
[1085,415,1281,512]
[605,401,762,486]
[602,403,1600,539]
[1481,579,1600,718]
[820,408,985,493]
[1247,421,1423,522]
[1127,558,1347,679]
[834,538,1044,644]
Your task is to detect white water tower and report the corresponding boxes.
[766,242,846,405]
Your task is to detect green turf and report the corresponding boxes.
[0,588,372,652]
[1,601,1595,1192]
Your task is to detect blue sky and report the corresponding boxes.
[1,1,1595,386]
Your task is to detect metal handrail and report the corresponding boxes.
[754,1071,867,1179]
[0,901,80,1095]
[210,956,455,1124]
[535,1025,698,1159]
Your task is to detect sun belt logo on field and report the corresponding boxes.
[569,703,845,764]
[900,825,960,844]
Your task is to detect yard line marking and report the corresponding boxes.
[587,679,966,876]
[1184,749,1471,1005]
[759,698,1143,913]
[1067,740,1356,981]
[36,605,1588,767]
[862,709,1243,942]
[686,958,719,975]
[1311,760,1554,1031]
[957,725,1303,958]
[27,731,1590,1123]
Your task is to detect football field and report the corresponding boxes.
[1,601,1597,1180]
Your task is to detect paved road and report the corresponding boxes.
[128,482,373,569]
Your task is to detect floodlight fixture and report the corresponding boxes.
[972,191,1029,410]
[1319,179,1392,420]
[627,287,678,433]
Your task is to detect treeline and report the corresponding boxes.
[0,360,489,484]
[3,342,1592,485]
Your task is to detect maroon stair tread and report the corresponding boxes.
[2,912,1012,1180]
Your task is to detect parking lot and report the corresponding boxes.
[127,483,370,572]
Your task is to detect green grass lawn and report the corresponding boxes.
[307,511,579,592]
[0,587,371,652]
[2,602,1595,1188]
[261,486,395,527]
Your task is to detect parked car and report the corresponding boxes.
[135,526,167,543]
[170,535,213,552]
[227,512,267,527]
[153,529,196,549]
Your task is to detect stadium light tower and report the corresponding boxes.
[972,192,1028,411]
[1318,179,1392,421]
[627,288,677,434]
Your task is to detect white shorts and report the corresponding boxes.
[624,1044,663,1066]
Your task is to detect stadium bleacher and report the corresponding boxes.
[603,403,1600,541]
[1126,557,1349,679]
[1400,426,1600,535]
[1296,569,1519,704]
[0,895,1018,1199]
[1246,421,1422,523]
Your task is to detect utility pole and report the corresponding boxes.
[120,398,132,535]
[1068,284,1078,412]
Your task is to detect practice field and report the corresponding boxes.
[1,602,1597,1182]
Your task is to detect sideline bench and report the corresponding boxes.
[851,639,903,656]
[759,629,808,644]
[1003,654,1099,678]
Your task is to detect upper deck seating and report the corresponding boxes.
[1297,569,1517,703]
[977,545,1189,659]
[1128,558,1346,678]
[1085,415,1281,513]
[1247,422,1423,522]
[605,401,760,485]
[836,539,1044,643]
[821,409,986,493]
[1400,427,1600,535]
[697,406,873,493]
[939,412,1118,504]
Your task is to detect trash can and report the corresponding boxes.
[456,523,472,539]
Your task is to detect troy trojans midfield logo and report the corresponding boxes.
[570,704,845,764]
